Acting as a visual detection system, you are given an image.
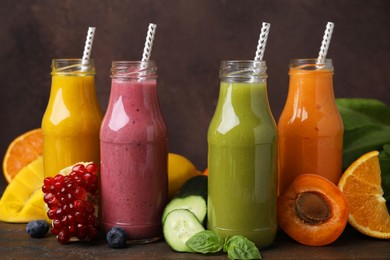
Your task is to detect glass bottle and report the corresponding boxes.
[207,60,278,248]
[42,59,102,178]
[100,61,168,243]
[278,59,344,195]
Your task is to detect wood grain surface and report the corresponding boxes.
[0,222,389,259]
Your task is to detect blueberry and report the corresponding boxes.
[106,227,128,248]
[26,220,50,238]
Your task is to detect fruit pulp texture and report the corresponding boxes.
[207,81,277,248]
[42,75,102,178]
[100,78,168,242]
[278,67,343,195]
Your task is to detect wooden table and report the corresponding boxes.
[0,221,388,259]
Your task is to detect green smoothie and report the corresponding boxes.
[207,79,277,248]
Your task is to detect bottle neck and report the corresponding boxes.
[219,60,267,83]
[211,61,275,136]
[215,61,273,124]
[107,62,159,117]
[111,61,157,80]
[287,59,336,108]
[51,59,95,76]
[288,58,334,91]
[217,60,270,110]
[290,58,333,71]
[289,59,333,80]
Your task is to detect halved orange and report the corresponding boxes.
[168,153,199,199]
[3,128,43,183]
[338,150,390,239]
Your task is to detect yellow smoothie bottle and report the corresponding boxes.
[42,59,102,178]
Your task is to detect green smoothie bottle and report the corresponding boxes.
[207,60,277,248]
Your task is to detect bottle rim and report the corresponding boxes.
[112,60,156,65]
[220,60,267,81]
[290,58,333,70]
[51,59,95,75]
[111,60,157,79]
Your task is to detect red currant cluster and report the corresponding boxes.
[42,163,99,243]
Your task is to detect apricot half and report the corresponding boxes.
[277,174,349,246]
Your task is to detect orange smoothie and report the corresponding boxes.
[278,59,343,195]
[42,59,102,178]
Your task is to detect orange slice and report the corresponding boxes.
[338,150,390,239]
[3,128,43,183]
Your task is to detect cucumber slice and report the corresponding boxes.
[162,195,207,224]
[163,209,205,252]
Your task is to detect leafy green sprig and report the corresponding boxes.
[186,230,262,259]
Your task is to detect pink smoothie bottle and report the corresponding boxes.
[100,61,168,243]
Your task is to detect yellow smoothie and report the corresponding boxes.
[42,59,102,178]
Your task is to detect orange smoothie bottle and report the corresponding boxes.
[42,59,103,178]
[278,59,343,195]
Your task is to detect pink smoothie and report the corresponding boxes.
[100,76,168,242]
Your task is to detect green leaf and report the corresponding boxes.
[336,98,390,167]
[342,125,390,168]
[185,230,224,254]
[336,98,390,130]
[379,145,390,206]
[224,235,262,260]
[336,98,390,208]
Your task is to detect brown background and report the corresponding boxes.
[1,0,390,192]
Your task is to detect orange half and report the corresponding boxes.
[338,150,390,239]
[3,128,43,183]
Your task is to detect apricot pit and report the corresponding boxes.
[295,191,330,224]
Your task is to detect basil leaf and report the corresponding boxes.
[224,235,262,260]
[185,230,223,254]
